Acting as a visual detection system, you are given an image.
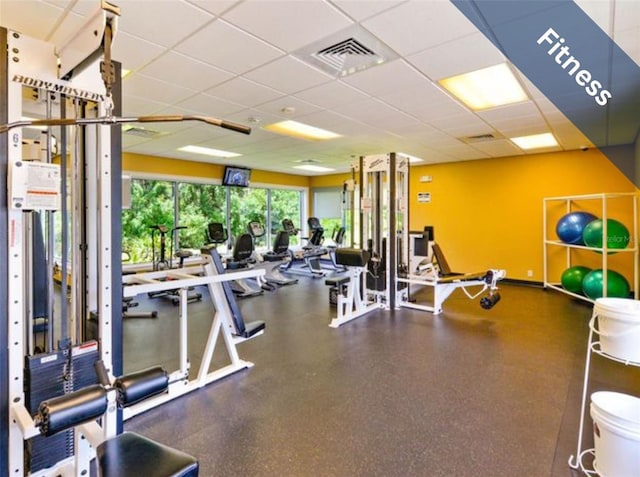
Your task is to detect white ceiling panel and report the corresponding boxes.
[138,51,234,92]
[2,0,637,175]
[186,0,241,16]
[331,98,420,132]
[331,0,405,22]
[477,101,542,123]
[294,80,370,109]
[255,96,323,119]
[123,73,197,105]
[122,95,171,117]
[469,139,524,157]
[361,0,478,56]
[245,56,333,95]
[223,0,353,52]
[176,93,245,117]
[0,0,64,39]
[112,32,167,73]
[408,32,507,81]
[116,0,214,47]
[205,77,285,108]
[342,59,432,97]
[174,19,284,74]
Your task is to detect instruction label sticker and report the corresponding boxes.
[10,161,61,210]
[418,192,431,203]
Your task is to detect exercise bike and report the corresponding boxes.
[148,224,203,305]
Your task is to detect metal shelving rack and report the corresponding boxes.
[568,307,640,475]
[543,192,639,302]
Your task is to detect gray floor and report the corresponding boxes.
[122,277,640,477]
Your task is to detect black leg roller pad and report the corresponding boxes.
[97,431,199,477]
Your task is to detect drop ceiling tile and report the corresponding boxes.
[408,32,506,81]
[123,73,197,105]
[139,51,234,92]
[112,32,167,73]
[476,101,541,123]
[469,139,523,157]
[294,81,370,109]
[297,110,380,136]
[48,11,87,48]
[116,0,214,48]
[187,0,241,16]
[122,95,171,117]
[1,0,64,40]
[176,93,245,117]
[223,0,352,52]
[255,96,323,119]
[431,112,492,137]
[361,0,478,57]
[174,19,283,74]
[342,59,431,97]
[491,114,549,135]
[331,0,405,21]
[245,56,333,95]
[206,77,285,108]
[331,98,420,133]
[378,82,468,123]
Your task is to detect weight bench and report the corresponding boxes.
[32,366,199,477]
[326,248,384,328]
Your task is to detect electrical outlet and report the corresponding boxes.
[527,270,534,277]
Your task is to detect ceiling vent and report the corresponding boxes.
[459,132,504,144]
[294,24,399,77]
[295,158,322,164]
[122,125,166,139]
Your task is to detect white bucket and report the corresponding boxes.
[590,391,640,477]
[591,298,640,363]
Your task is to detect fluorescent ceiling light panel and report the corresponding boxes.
[438,63,528,111]
[293,164,336,172]
[178,145,241,158]
[510,132,558,149]
[263,120,341,141]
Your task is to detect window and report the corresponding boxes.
[229,187,267,249]
[122,179,175,263]
[270,189,302,247]
[122,176,305,263]
[178,183,226,250]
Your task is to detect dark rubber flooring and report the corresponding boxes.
[122,277,640,477]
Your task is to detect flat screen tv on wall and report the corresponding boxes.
[222,166,251,187]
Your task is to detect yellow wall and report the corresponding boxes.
[309,172,351,189]
[410,149,637,282]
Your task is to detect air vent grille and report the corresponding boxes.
[460,132,503,143]
[123,126,165,139]
[294,24,399,77]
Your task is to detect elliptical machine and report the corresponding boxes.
[148,224,203,305]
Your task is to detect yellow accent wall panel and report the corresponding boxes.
[409,149,637,282]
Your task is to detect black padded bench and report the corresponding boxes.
[35,367,199,477]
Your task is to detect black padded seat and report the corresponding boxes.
[97,431,199,477]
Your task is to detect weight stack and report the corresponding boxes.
[24,341,100,473]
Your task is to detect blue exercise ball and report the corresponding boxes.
[556,212,597,245]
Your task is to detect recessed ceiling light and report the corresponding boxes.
[178,145,241,158]
[293,164,336,172]
[263,120,341,141]
[439,63,528,111]
[510,132,558,150]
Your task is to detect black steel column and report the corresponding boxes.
[389,153,397,310]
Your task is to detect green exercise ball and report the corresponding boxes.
[582,269,630,299]
[561,266,592,294]
[582,219,630,253]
